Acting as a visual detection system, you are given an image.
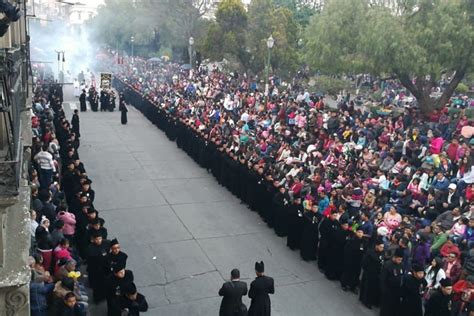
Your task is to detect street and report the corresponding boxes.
[62,86,377,316]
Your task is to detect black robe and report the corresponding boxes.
[86,240,110,302]
[340,236,367,290]
[119,103,128,124]
[272,191,291,237]
[286,203,304,250]
[248,275,275,316]
[71,113,80,137]
[105,270,134,316]
[324,224,350,280]
[400,274,426,316]
[359,248,384,308]
[424,289,453,316]
[105,251,129,275]
[299,211,321,260]
[317,217,337,271]
[379,260,404,316]
[118,293,148,316]
[79,92,87,111]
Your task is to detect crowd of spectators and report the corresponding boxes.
[113,55,474,315]
[29,82,147,315]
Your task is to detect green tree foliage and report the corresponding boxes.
[246,0,299,76]
[201,0,248,64]
[304,0,474,113]
[88,0,212,59]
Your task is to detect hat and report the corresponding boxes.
[339,217,348,225]
[90,230,102,238]
[394,248,405,258]
[110,238,119,246]
[412,263,424,272]
[439,278,453,287]
[375,237,384,246]
[122,282,137,295]
[61,277,75,291]
[255,261,264,273]
[369,189,376,194]
[448,183,457,190]
[112,262,126,273]
[377,226,389,237]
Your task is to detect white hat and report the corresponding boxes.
[377,226,389,237]
[448,183,457,190]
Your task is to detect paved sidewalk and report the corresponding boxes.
[65,87,377,315]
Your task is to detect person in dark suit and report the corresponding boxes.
[248,261,274,316]
[219,268,248,316]
[79,89,87,112]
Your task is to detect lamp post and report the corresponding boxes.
[188,36,194,78]
[131,36,135,63]
[188,36,194,68]
[264,35,274,102]
[55,50,65,83]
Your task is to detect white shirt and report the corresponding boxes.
[34,151,55,171]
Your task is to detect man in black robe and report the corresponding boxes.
[248,261,274,316]
[71,110,80,138]
[218,268,248,316]
[79,89,87,112]
[359,238,385,309]
[287,197,304,250]
[118,282,149,316]
[300,204,322,261]
[105,263,134,316]
[424,278,454,316]
[400,264,427,316]
[318,210,338,272]
[272,185,291,237]
[341,227,367,293]
[85,230,110,303]
[119,99,128,125]
[325,217,350,280]
[379,248,404,316]
[105,238,128,276]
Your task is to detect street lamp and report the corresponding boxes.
[264,35,274,102]
[188,36,194,69]
[131,36,135,63]
[55,50,65,83]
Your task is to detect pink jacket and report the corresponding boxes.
[56,211,76,236]
[430,137,444,154]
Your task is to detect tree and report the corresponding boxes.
[201,0,248,65]
[304,0,474,113]
[247,0,299,77]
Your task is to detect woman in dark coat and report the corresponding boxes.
[119,101,128,125]
[359,239,385,309]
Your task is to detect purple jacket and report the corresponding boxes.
[463,227,474,242]
[412,242,431,267]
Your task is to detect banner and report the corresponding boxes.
[100,73,112,89]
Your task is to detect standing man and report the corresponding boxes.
[218,268,248,316]
[119,98,128,125]
[71,109,80,138]
[400,264,427,316]
[359,238,385,309]
[248,261,274,316]
[79,89,87,112]
[105,238,128,275]
[424,278,454,316]
[379,248,405,316]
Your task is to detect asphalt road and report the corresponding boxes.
[62,85,377,316]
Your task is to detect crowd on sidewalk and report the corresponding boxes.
[29,81,148,316]
[113,56,474,316]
